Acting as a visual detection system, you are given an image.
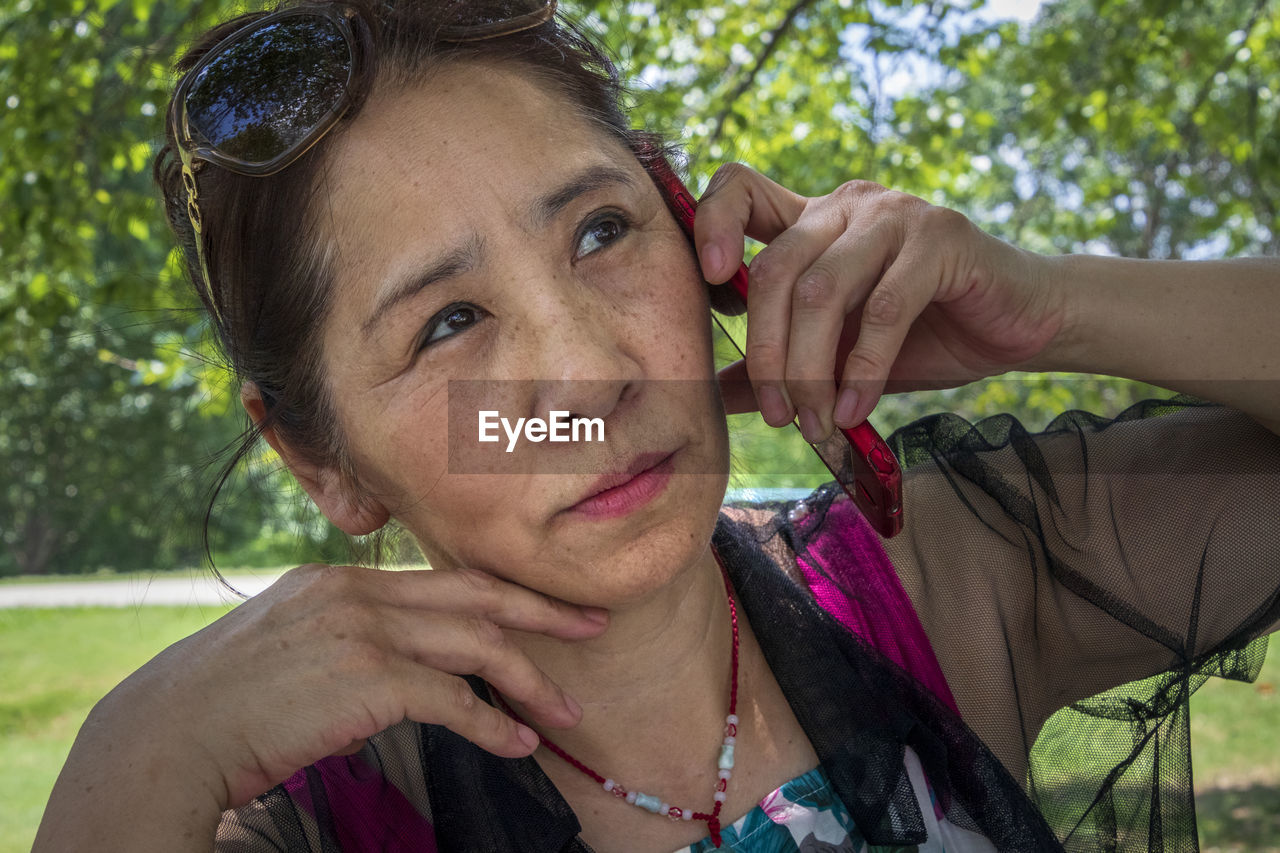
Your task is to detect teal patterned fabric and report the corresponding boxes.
[675,749,999,853]
[678,765,917,853]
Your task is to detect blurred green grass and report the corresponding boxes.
[0,605,235,851]
[1,605,1276,852]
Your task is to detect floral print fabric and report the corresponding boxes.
[676,748,998,853]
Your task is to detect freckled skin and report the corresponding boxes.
[313,62,731,608]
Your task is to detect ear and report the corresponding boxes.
[241,381,390,536]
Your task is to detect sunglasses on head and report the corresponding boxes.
[169,0,558,326]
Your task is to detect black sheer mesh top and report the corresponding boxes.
[216,395,1280,852]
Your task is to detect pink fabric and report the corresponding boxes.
[792,496,961,716]
[282,753,438,852]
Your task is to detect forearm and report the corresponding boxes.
[1031,255,1280,435]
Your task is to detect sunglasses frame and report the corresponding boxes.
[169,0,558,327]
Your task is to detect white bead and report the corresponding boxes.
[723,735,736,745]
[726,714,738,726]
[718,769,732,780]
[659,803,669,816]
[603,779,614,792]
[625,791,638,805]
[787,500,811,522]
[714,791,727,803]
[683,810,694,821]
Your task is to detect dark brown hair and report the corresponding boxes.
[153,0,674,566]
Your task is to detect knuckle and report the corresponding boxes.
[792,266,839,310]
[831,179,884,205]
[478,705,512,743]
[453,567,499,603]
[843,348,881,376]
[448,676,480,715]
[284,562,334,592]
[464,616,506,652]
[919,203,969,237]
[748,243,795,284]
[783,363,830,397]
[743,340,786,379]
[863,285,906,327]
[305,563,365,600]
[705,161,748,196]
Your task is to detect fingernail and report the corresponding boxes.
[580,606,610,625]
[563,693,583,719]
[701,243,724,278]
[798,407,824,443]
[835,388,860,428]
[758,385,790,425]
[517,724,541,751]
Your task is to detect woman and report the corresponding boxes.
[35,1,1280,851]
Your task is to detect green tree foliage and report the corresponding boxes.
[1,0,1273,573]
[0,0,353,574]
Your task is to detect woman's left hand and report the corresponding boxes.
[693,163,1069,442]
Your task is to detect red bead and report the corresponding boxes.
[724,723,737,737]
[716,778,728,793]
[667,806,683,821]
[611,785,628,799]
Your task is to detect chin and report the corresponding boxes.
[543,469,729,609]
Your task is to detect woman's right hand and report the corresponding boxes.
[37,564,607,845]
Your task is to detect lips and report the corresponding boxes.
[565,450,677,520]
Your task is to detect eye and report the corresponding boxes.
[419,302,483,350]
[575,212,630,258]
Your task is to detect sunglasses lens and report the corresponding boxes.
[185,14,350,166]
[465,0,552,26]
[433,0,553,35]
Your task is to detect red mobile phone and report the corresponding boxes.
[644,155,904,538]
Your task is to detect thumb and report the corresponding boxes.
[694,163,807,284]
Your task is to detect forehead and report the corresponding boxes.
[317,63,629,275]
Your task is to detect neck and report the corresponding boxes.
[504,542,735,767]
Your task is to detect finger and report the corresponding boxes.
[716,360,759,415]
[329,738,368,757]
[742,202,852,429]
[835,241,940,429]
[785,223,897,442]
[378,568,610,641]
[402,665,543,759]
[387,609,581,730]
[693,163,806,285]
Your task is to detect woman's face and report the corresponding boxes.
[311,63,729,607]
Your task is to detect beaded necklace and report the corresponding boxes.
[497,555,741,848]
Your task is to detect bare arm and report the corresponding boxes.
[1029,255,1280,435]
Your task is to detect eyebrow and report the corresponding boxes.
[529,164,637,229]
[363,236,484,336]
[362,164,639,336]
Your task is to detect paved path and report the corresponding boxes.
[0,490,812,610]
[0,573,286,608]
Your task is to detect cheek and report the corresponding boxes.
[338,380,454,510]
[623,238,714,375]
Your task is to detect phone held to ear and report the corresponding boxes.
[645,155,904,538]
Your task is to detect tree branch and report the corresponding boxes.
[706,0,822,151]
[1151,0,1268,257]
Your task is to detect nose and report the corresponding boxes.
[516,280,643,424]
